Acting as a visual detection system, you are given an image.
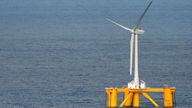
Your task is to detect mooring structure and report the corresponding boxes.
[105,0,176,107]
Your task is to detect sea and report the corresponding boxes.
[0,0,191,108]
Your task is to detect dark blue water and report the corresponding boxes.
[0,0,191,107]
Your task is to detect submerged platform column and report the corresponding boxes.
[105,88,111,107]
[120,89,133,107]
[123,89,133,106]
[163,88,173,107]
[111,88,118,107]
[133,92,140,107]
[105,88,118,107]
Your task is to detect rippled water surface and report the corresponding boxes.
[0,0,192,108]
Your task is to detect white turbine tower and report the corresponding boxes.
[107,0,153,88]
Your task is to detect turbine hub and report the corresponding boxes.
[134,29,144,35]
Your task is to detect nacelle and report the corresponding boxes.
[135,29,144,35]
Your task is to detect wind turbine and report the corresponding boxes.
[107,0,153,88]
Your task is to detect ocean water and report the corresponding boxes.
[0,0,191,108]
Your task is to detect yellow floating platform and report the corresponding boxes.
[105,87,176,107]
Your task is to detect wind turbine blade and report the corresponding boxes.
[106,18,132,32]
[130,33,134,75]
[134,0,153,29]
